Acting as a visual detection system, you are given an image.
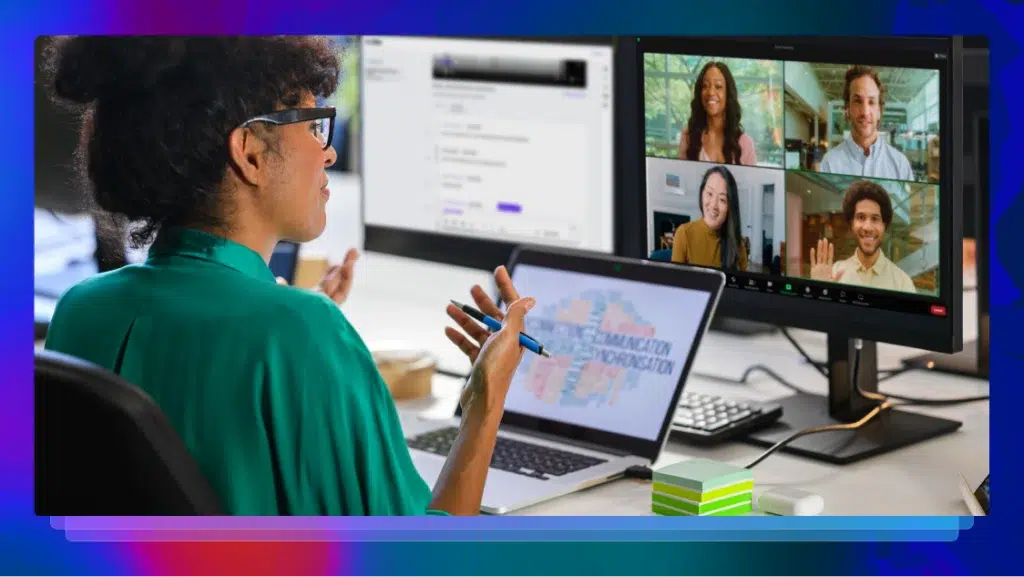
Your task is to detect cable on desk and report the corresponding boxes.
[692,365,814,395]
[624,464,653,480]
[781,327,909,378]
[441,329,987,405]
[745,341,892,469]
[743,337,988,468]
[779,327,828,379]
[875,390,989,406]
[708,330,987,405]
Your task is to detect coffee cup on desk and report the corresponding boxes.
[294,256,330,289]
[372,348,436,400]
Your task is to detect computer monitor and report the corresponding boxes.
[905,36,988,379]
[624,36,965,463]
[359,36,618,270]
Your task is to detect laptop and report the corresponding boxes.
[403,245,725,514]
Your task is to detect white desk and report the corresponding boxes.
[35,173,991,515]
[344,270,991,518]
[330,249,990,517]
[238,173,995,516]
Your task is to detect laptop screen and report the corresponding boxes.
[503,263,712,442]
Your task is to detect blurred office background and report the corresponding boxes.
[643,54,784,168]
[783,62,940,184]
[784,171,940,296]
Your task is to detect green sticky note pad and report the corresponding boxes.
[653,458,753,494]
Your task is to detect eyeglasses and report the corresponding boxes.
[238,107,336,150]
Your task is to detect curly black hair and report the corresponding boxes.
[684,61,744,165]
[842,179,893,227]
[43,36,341,247]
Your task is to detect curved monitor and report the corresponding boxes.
[625,36,963,353]
[359,36,618,270]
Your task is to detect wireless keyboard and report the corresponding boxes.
[670,390,782,445]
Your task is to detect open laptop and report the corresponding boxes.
[403,245,725,514]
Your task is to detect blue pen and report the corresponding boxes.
[450,300,551,358]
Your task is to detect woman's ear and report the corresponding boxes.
[227,126,266,187]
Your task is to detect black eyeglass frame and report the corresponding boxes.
[238,107,336,150]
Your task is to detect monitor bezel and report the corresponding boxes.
[453,244,725,463]
[359,35,623,271]
[625,35,963,354]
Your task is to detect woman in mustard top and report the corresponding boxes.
[42,36,536,516]
[671,165,748,271]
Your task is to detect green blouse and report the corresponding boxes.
[45,227,446,516]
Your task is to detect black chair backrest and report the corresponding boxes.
[35,349,222,515]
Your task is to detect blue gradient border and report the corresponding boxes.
[5,0,1016,574]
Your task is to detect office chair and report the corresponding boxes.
[35,349,222,515]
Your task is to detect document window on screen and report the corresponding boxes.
[642,51,944,317]
[361,36,615,252]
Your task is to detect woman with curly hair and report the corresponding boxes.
[42,36,535,516]
[678,61,757,166]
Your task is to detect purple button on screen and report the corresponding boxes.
[497,202,522,213]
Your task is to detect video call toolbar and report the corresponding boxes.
[723,272,948,317]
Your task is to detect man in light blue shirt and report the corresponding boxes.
[820,66,915,182]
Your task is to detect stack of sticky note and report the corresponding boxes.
[651,458,753,516]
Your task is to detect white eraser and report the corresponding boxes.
[757,487,824,516]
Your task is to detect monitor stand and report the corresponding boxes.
[742,334,963,464]
[710,317,778,336]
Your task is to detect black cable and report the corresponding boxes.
[781,327,908,376]
[878,390,990,406]
[743,334,990,468]
[759,327,989,406]
[745,341,892,469]
[692,362,906,395]
[779,327,828,379]
[693,365,812,395]
[624,465,653,480]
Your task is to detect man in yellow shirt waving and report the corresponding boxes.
[809,180,917,294]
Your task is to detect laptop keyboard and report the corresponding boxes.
[407,426,607,480]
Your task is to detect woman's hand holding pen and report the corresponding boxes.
[445,266,535,414]
[429,266,535,516]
